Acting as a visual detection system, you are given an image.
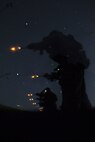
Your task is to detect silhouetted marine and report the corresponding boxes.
[27,30,92,111]
[36,88,57,112]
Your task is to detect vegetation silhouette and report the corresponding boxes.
[27,30,92,112]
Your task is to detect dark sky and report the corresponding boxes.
[0,0,95,110]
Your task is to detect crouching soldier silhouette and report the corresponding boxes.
[36,88,57,112]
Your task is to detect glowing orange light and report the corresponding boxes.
[10,46,22,52]
[10,47,16,52]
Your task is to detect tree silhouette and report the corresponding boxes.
[27,30,92,111]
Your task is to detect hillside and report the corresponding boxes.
[0,104,22,111]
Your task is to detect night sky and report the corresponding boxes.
[0,0,95,111]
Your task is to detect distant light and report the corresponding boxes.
[32,102,37,105]
[44,90,47,93]
[10,47,16,52]
[30,94,33,96]
[29,98,32,101]
[25,22,28,26]
[31,75,35,79]
[27,93,33,97]
[17,46,21,50]
[31,75,39,79]
[27,94,30,97]
[57,68,60,71]
[10,46,22,52]
[32,98,34,101]
[16,73,19,76]
[17,105,20,107]
[36,75,39,78]
[39,107,44,112]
